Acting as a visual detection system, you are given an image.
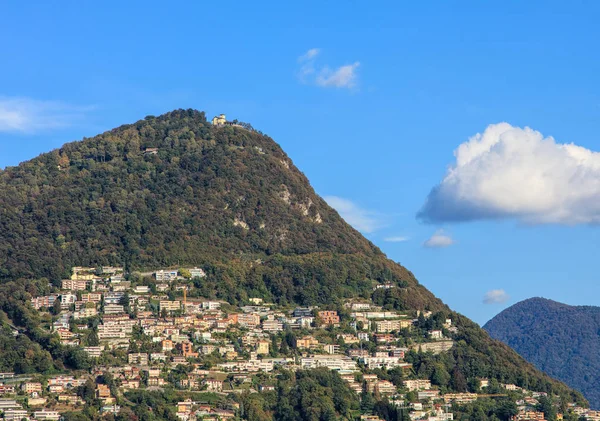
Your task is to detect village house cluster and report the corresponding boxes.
[0,266,583,420]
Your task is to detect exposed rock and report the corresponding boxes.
[233,218,249,230]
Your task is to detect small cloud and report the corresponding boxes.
[296,49,360,89]
[0,96,91,134]
[324,196,381,233]
[297,49,321,83]
[418,122,600,225]
[423,230,454,248]
[483,289,510,304]
[384,236,410,243]
[316,62,360,89]
[298,48,320,62]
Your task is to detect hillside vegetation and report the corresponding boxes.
[0,110,587,409]
[485,297,600,408]
[0,110,435,309]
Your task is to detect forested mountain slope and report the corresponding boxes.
[0,109,586,407]
[485,297,600,408]
[0,109,434,309]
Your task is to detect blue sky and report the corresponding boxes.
[1,1,600,324]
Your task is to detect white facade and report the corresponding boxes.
[201,301,221,310]
[189,267,206,278]
[301,355,357,371]
[155,270,178,282]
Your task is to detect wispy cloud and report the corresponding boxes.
[324,196,382,233]
[296,48,360,89]
[0,96,91,134]
[297,48,320,83]
[316,62,360,89]
[483,289,510,304]
[384,236,410,243]
[298,48,320,62]
[423,230,454,248]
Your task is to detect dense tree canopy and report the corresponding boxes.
[0,109,437,310]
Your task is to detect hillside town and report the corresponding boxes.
[0,266,590,421]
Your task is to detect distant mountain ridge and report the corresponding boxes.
[484,297,600,408]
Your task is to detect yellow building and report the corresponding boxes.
[374,319,412,333]
[159,300,182,313]
[212,114,227,126]
[256,340,270,355]
[22,382,43,394]
[71,273,95,281]
[296,336,320,349]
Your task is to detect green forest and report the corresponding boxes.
[0,110,441,308]
[485,297,600,408]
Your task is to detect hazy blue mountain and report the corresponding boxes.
[485,297,600,408]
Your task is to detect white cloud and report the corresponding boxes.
[297,48,320,83]
[384,236,410,242]
[483,289,510,304]
[419,123,600,224]
[423,230,454,248]
[324,196,381,233]
[316,62,360,89]
[298,48,320,62]
[0,96,90,133]
[296,49,360,89]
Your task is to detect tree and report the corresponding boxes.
[77,378,96,404]
[129,340,139,353]
[284,331,296,350]
[495,399,518,421]
[451,367,467,392]
[432,364,451,388]
[119,293,130,313]
[61,413,90,421]
[538,396,557,421]
[360,382,375,412]
[52,298,62,316]
[270,336,279,357]
[405,391,418,403]
[116,407,138,421]
[279,338,289,355]
[86,329,99,347]
[64,347,91,370]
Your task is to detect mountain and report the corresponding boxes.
[0,110,587,411]
[0,109,436,309]
[484,297,600,408]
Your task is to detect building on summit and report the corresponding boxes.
[211,114,243,128]
[212,114,227,126]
